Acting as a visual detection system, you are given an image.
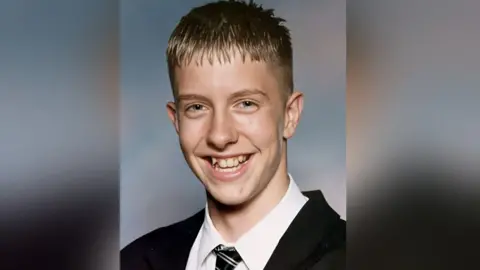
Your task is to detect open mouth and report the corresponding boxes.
[204,154,252,173]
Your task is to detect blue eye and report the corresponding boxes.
[242,101,253,107]
[238,100,257,108]
[187,104,205,111]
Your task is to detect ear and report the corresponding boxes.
[166,101,180,134]
[283,91,304,139]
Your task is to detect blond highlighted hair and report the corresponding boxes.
[166,0,293,99]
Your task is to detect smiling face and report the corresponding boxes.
[167,54,303,207]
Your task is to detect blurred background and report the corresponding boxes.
[121,0,346,248]
[348,0,479,268]
[0,1,118,269]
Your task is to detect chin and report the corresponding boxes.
[207,187,252,207]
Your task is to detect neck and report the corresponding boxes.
[207,159,290,243]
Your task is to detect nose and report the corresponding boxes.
[206,111,238,150]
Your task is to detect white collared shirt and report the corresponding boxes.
[185,174,308,270]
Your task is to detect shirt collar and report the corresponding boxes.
[197,174,308,269]
[197,205,229,267]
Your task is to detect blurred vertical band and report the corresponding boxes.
[348,0,479,269]
[0,0,118,269]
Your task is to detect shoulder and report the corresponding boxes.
[311,214,346,270]
[325,217,346,248]
[303,190,346,269]
[311,190,346,256]
[121,210,204,270]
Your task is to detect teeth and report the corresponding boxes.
[211,155,248,169]
[220,159,227,168]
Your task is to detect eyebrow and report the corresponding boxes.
[228,88,269,101]
[176,94,210,103]
[176,88,269,104]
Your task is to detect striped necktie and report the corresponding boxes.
[213,244,243,270]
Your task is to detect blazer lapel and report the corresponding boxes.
[146,210,205,270]
[263,190,342,270]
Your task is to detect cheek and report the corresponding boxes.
[234,110,282,146]
[178,118,207,150]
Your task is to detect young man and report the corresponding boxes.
[121,1,345,269]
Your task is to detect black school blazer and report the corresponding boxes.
[121,190,346,270]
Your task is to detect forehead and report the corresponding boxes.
[174,55,283,96]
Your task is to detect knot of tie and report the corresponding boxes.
[213,244,243,270]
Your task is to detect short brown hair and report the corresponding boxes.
[166,0,293,99]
